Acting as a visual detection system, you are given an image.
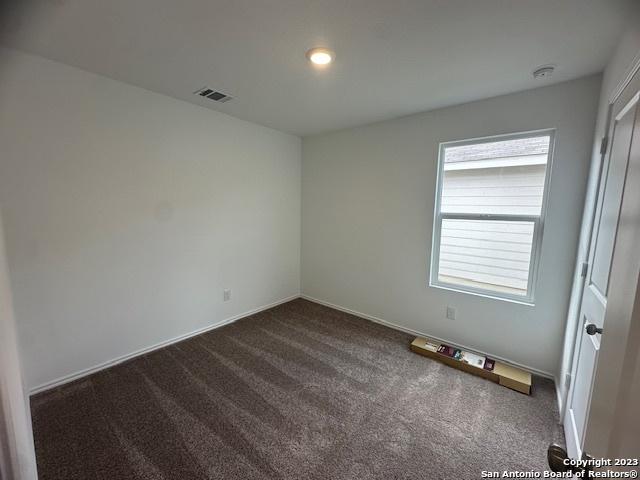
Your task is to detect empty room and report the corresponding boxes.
[1,1,640,478]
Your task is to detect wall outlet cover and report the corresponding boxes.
[446,306,457,320]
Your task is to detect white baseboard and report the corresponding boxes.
[301,294,556,380]
[29,294,301,395]
[32,293,559,398]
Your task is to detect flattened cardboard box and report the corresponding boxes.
[410,337,531,395]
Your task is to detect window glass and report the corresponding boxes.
[431,133,552,301]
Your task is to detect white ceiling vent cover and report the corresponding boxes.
[194,87,233,103]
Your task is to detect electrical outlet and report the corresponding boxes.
[223,289,231,302]
[446,306,457,320]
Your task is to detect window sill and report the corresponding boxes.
[429,282,536,307]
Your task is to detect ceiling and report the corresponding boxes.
[0,0,636,136]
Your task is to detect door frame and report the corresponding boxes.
[561,54,640,456]
[0,210,39,480]
[584,81,640,459]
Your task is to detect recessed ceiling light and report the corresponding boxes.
[306,47,334,66]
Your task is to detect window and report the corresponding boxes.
[430,130,554,303]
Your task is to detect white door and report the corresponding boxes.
[563,71,640,460]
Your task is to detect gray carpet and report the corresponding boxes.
[31,298,564,479]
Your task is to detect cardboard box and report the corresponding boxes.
[410,337,531,395]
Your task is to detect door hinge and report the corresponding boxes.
[600,136,608,155]
[565,373,571,389]
[580,262,588,278]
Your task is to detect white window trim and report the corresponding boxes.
[429,129,556,305]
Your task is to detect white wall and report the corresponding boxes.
[0,212,38,480]
[0,48,301,391]
[302,76,601,375]
[557,12,640,413]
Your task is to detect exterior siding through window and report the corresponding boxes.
[431,131,553,301]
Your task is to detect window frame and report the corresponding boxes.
[429,129,556,305]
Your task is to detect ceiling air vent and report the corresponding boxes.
[194,87,233,103]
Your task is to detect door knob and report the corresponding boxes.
[586,324,603,335]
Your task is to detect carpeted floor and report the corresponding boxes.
[31,298,563,479]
